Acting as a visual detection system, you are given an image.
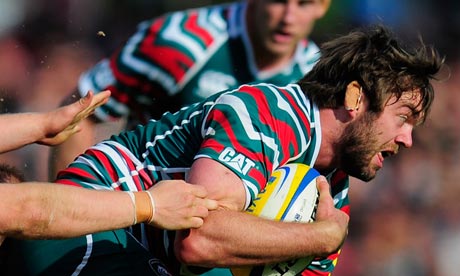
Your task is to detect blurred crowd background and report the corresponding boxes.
[0,0,459,275]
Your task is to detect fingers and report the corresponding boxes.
[193,197,219,212]
[189,184,208,198]
[187,217,205,229]
[184,183,218,210]
[72,125,82,134]
[72,90,110,123]
[316,175,329,194]
[316,175,333,205]
[78,91,94,107]
[204,198,218,210]
[91,90,111,107]
[185,203,214,229]
[79,90,110,109]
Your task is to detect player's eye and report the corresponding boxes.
[270,0,288,4]
[299,0,316,5]
[399,115,408,123]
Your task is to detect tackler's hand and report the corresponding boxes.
[146,180,218,230]
[38,90,110,146]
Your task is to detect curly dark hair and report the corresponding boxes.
[0,163,25,183]
[298,25,444,123]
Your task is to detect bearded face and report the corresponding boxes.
[336,112,382,181]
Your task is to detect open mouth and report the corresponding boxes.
[381,151,393,158]
[273,30,292,43]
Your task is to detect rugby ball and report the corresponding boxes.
[231,163,320,276]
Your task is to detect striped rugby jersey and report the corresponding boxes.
[77,2,320,126]
[57,83,350,275]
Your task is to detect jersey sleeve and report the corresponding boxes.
[195,84,313,205]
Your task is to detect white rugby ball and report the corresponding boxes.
[231,163,320,276]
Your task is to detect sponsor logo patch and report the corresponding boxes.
[218,147,255,175]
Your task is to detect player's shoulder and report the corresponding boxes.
[295,39,321,70]
[298,39,320,55]
[231,83,305,100]
[242,83,307,101]
[148,2,241,37]
[218,83,310,118]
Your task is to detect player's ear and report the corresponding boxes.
[344,81,363,115]
[315,0,331,18]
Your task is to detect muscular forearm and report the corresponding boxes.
[0,183,134,239]
[0,180,216,239]
[0,113,48,153]
[177,158,346,267]
[175,209,343,267]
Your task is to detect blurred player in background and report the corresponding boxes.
[50,0,332,177]
[10,25,443,275]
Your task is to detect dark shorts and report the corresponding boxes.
[2,229,171,276]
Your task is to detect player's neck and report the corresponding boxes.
[254,50,294,72]
[315,108,347,172]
